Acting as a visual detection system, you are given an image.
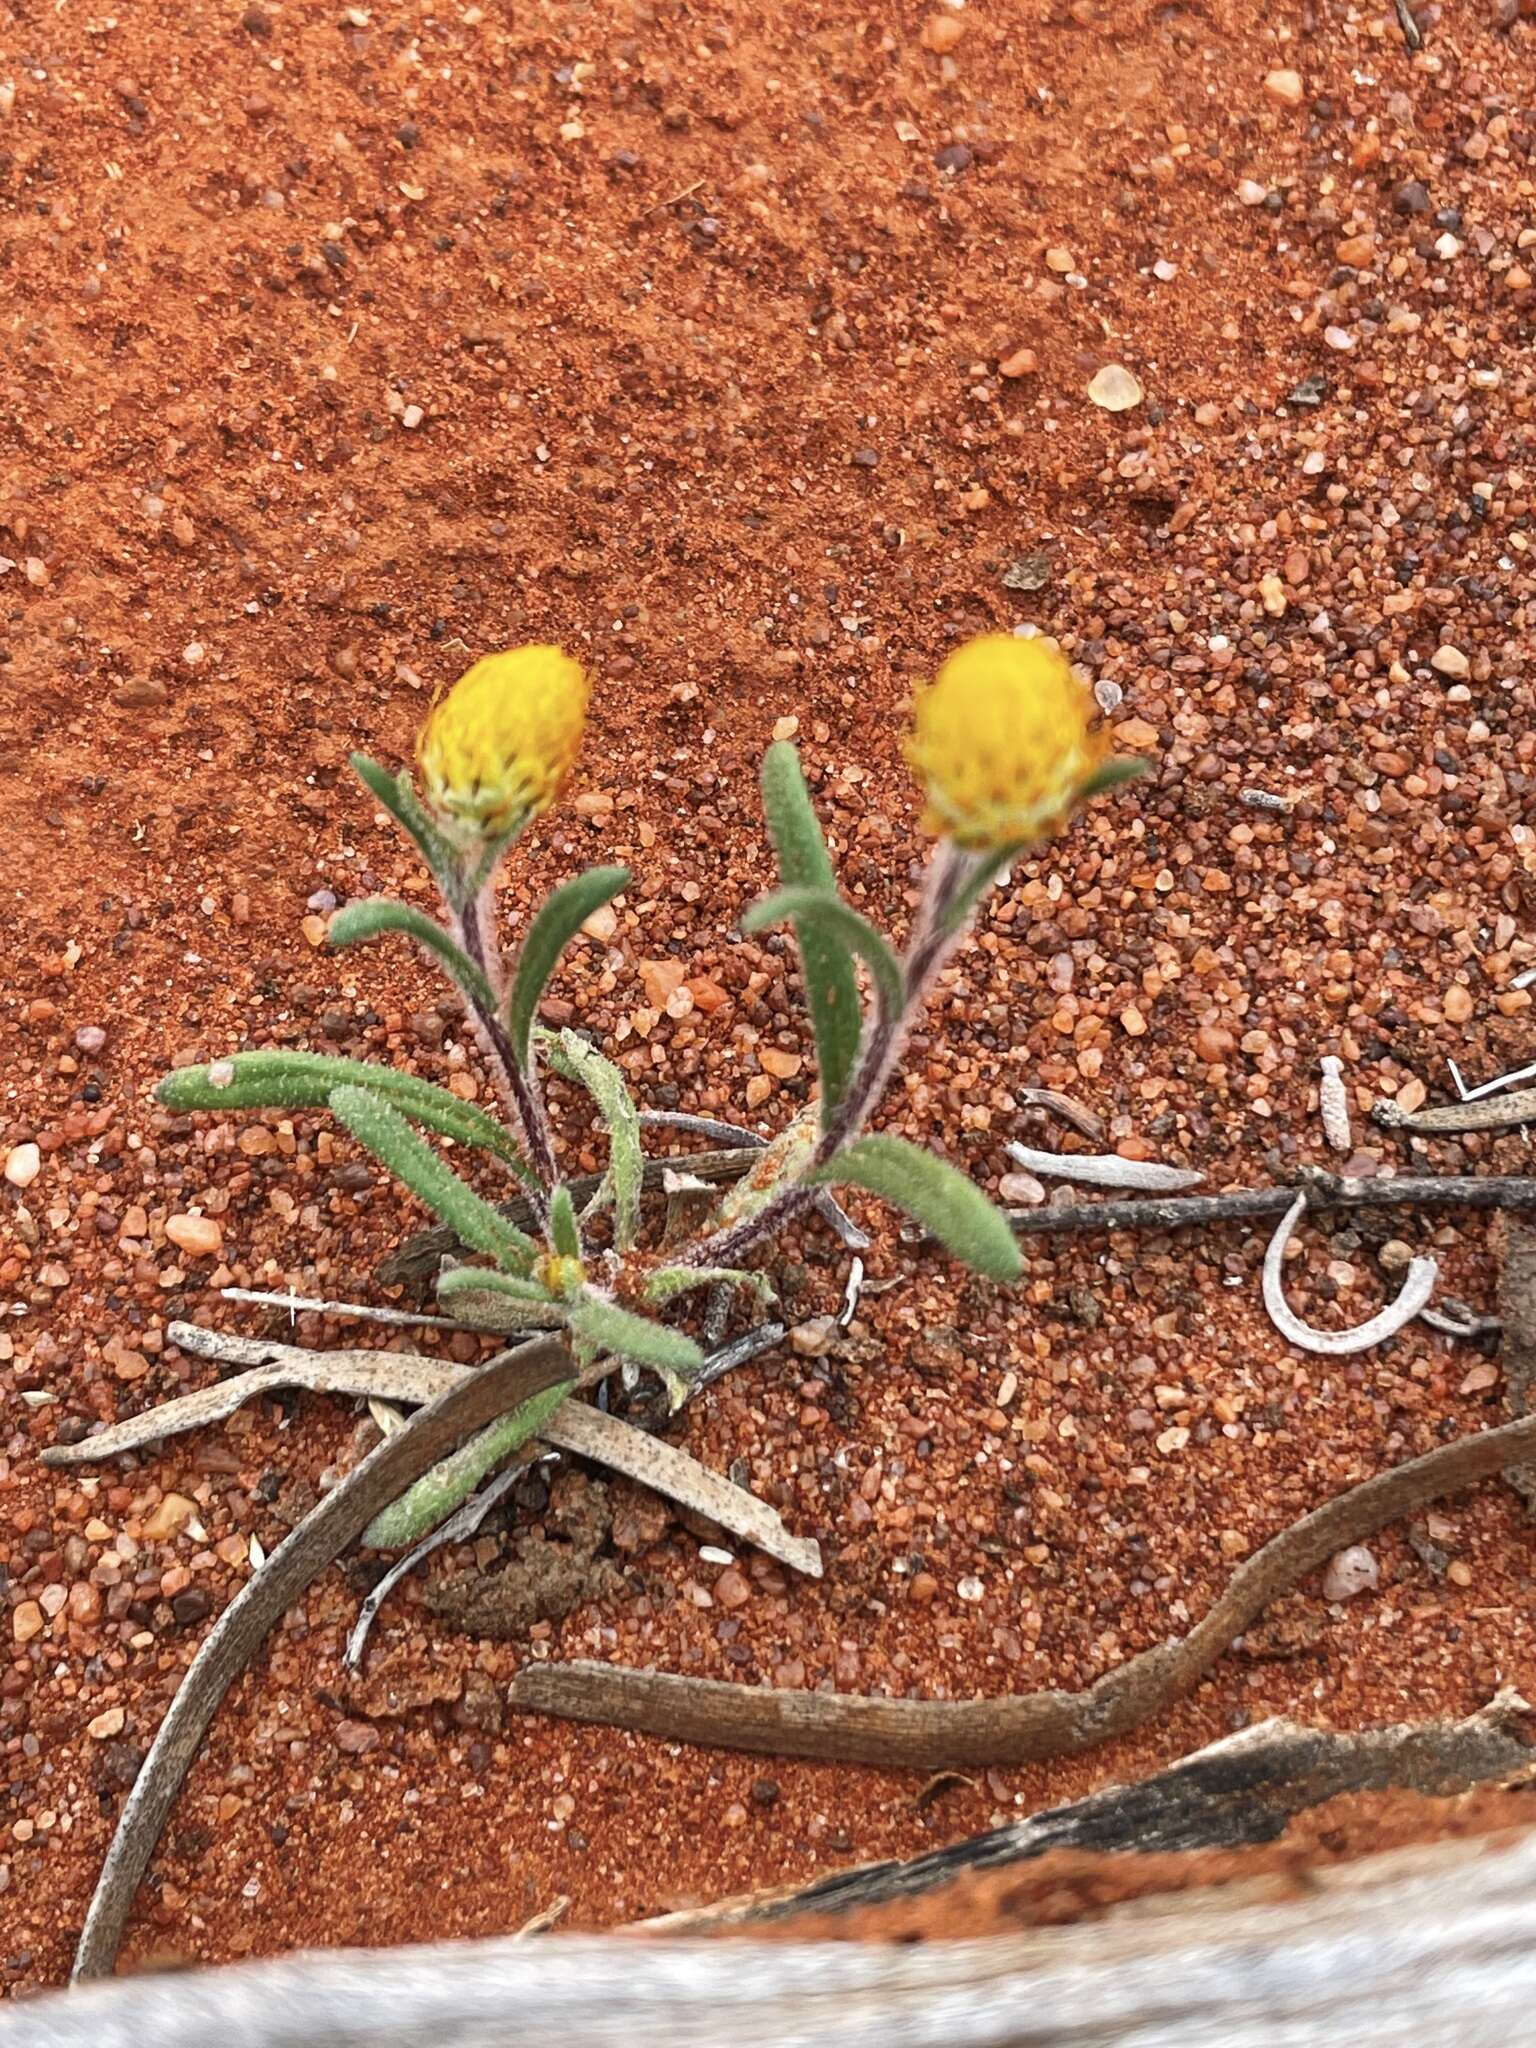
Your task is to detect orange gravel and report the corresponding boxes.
[5,0,1536,1991]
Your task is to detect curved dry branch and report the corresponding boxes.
[512,1408,1536,1769]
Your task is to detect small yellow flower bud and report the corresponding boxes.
[416,645,589,841]
[904,634,1109,850]
[534,1252,585,1299]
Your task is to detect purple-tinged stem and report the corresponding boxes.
[678,845,980,1271]
[454,885,559,1215]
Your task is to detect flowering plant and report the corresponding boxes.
[159,634,1140,1548]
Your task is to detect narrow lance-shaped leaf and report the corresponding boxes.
[744,886,904,1025]
[566,1296,705,1375]
[158,1052,535,1181]
[329,898,495,1012]
[642,1265,778,1312]
[506,866,630,1068]
[329,1084,538,1273]
[539,1027,643,1252]
[548,1184,582,1261]
[362,1375,575,1550]
[435,1267,569,1334]
[1077,755,1149,801]
[350,753,460,893]
[810,1135,1021,1282]
[939,758,1149,937]
[759,742,862,1124]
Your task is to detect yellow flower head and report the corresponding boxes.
[904,633,1109,850]
[416,645,589,841]
[534,1251,585,1299]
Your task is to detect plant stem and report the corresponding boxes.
[680,845,982,1270]
[454,883,559,1210]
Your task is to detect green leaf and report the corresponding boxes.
[759,743,862,1124]
[362,1375,575,1549]
[157,1051,534,1182]
[329,898,494,1012]
[506,866,630,1068]
[329,1084,538,1272]
[744,887,904,1023]
[350,753,460,890]
[642,1264,777,1311]
[539,1028,643,1253]
[810,1135,1021,1282]
[436,1266,568,1333]
[937,844,1027,938]
[549,1184,582,1260]
[1076,755,1149,801]
[566,1296,704,1375]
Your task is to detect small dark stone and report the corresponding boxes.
[241,5,272,33]
[1393,179,1432,214]
[851,447,880,469]
[172,1587,212,1626]
[752,1776,781,1806]
[395,122,419,148]
[933,142,973,174]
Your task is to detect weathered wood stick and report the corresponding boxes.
[512,1407,1536,1768]
[1376,1088,1536,1136]
[43,1325,821,1579]
[12,1821,1536,2047]
[70,1340,574,1984]
[1007,1172,1536,1238]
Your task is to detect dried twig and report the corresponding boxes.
[512,1407,1536,1768]
[344,1454,542,1671]
[1376,1088,1536,1137]
[1006,1141,1203,1193]
[1015,1086,1106,1142]
[1318,1056,1352,1155]
[222,1286,467,1331]
[639,1110,765,1148]
[46,1324,820,1579]
[1004,1171,1536,1239]
[72,1340,573,1982]
[1261,1193,1438,1355]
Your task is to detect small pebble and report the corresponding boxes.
[5,1143,40,1189]
[790,1316,837,1358]
[1322,1545,1379,1602]
[165,1213,223,1257]
[1087,363,1143,411]
[73,1025,107,1055]
[1263,68,1304,108]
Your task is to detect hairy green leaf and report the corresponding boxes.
[539,1028,643,1252]
[549,1184,582,1261]
[350,753,460,889]
[435,1267,569,1333]
[810,1135,1021,1282]
[937,844,1027,937]
[744,886,903,1023]
[329,898,494,1011]
[1077,755,1150,800]
[758,743,862,1123]
[330,1084,537,1272]
[506,866,630,1067]
[157,1051,534,1181]
[361,1375,575,1549]
[566,1296,705,1374]
[642,1264,777,1311]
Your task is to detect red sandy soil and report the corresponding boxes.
[5,0,1536,1992]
